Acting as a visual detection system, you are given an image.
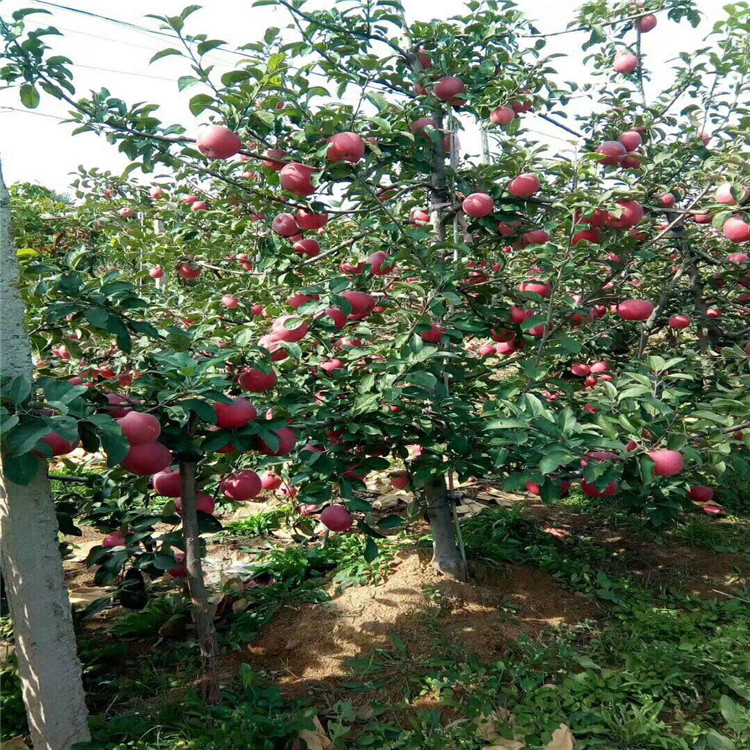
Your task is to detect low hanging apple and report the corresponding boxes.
[220,470,262,501]
[320,505,354,532]
[153,467,182,497]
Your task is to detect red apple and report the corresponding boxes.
[597,140,627,166]
[608,200,644,229]
[259,427,297,456]
[150,186,164,200]
[272,213,300,237]
[508,173,541,198]
[340,290,376,318]
[573,227,603,245]
[272,314,309,342]
[150,266,164,279]
[117,411,161,446]
[220,470,262,501]
[103,530,126,548]
[582,479,618,497]
[119,207,134,219]
[619,130,643,151]
[391,470,410,490]
[669,314,691,329]
[571,363,591,377]
[617,299,654,321]
[294,238,321,258]
[647,449,685,476]
[590,362,609,373]
[320,505,354,532]
[366,250,390,275]
[279,163,317,196]
[175,492,216,516]
[327,132,366,163]
[420,322,447,343]
[261,148,287,171]
[214,397,257,429]
[221,294,239,308]
[295,209,329,230]
[190,201,208,212]
[636,14,657,32]
[153,468,181,497]
[196,125,242,159]
[657,193,676,207]
[410,117,439,135]
[177,262,202,279]
[120,442,172,476]
[490,106,515,125]
[434,76,466,104]
[689,485,714,503]
[519,280,552,298]
[39,431,79,456]
[723,217,750,243]
[716,182,747,205]
[524,229,550,245]
[238,368,277,393]
[260,471,283,491]
[614,51,639,74]
[462,192,494,218]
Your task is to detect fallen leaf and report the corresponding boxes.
[355,703,375,721]
[0,641,15,669]
[297,717,332,750]
[544,724,575,750]
[68,538,101,562]
[372,492,405,510]
[1,737,30,749]
[68,587,108,607]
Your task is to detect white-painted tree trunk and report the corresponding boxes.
[0,158,91,749]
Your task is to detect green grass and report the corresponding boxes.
[3,505,748,749]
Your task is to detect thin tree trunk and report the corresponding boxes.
[424,477,467,579]
[0,159,91,748]
[178,460,221,704]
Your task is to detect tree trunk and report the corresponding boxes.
[178,460,221,704]
[0,159,91,748]
[424,477,467,580]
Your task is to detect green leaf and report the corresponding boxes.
[539,452,575,474]
[363,536,379,562]
[85,414,129,467]
[705,730,736,750]
[20,84,40,109]
[84,307,110,329]
[4,419,51,456]
[2,374,32,405]
[178,75,201,91]
[3,453,41,486]
[150,47,182,63]
[377,514,404,529]
[719,695,746,732]
[189,93,215,116]
[405,371,437,389]
[196,511,222,533]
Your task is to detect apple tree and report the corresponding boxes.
[1,0,749,735]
